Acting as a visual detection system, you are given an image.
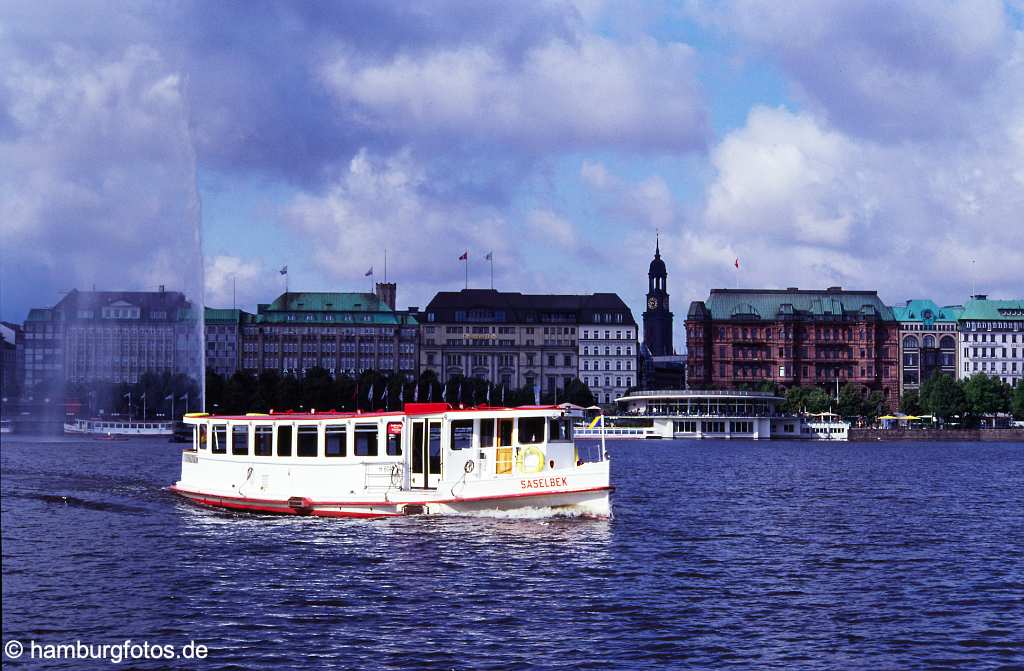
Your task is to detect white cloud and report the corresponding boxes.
[698,104,1024,303]
[697,0,1015,140]
[322,33,707,152]
[204,255,274,309]
[0,43,203,316]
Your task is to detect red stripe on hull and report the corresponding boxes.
[174,490,400,518]
[168,484,612,509]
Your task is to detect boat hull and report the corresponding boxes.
[169,482,612,519]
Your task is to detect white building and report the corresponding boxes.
[957,295,1024,387]
[579,321,638,406]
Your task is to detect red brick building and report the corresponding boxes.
[685,287,899,408]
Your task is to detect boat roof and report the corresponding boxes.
[188,403,572,422]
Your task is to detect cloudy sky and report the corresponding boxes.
[3,1,1022,347]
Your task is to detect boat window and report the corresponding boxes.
[277,425,293,457]
[297,425,318,457]
[197,425,207,450]
[518,417,545,444]
[254,426,273,456]
[211,425,227,454]
[428,424,442,474]
[354,424,379,456]
[498,419,513,447]
[232,425,249,455]
[548,418,573,442]
[325,425,347,457]
[479,418,495,447]
[450,420,473,450]
[386,422,402,456]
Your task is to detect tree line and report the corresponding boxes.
[900,372,1024,426]
[204,367,597,416]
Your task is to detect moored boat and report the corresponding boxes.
[65,417,173,436]
[170,403,611,518]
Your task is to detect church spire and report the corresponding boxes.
[655,228,661,258]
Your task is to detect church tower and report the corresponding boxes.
[643,235,674,356]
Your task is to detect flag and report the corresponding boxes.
[179,394,188,401]
[588,415,604,429]
[485,251,492,261]
[164,394,173,401]
[486,385,491,404]
[441,383,447,400]
[280,265,288,275]
[367,384,374,403]
[458,251,468,261]
[501,386,505,405]
[123,392,131,398]
[533,384,540,405]
[139,393,146,400]
[399,385,404,403]
[365,267,373,277]
[734,258,740,269]
[414,383,420,402]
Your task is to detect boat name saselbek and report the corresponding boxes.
[520,476,569,490]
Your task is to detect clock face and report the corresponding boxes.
[648,297,658,309]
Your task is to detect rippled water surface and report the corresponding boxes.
[3,437,1024,669]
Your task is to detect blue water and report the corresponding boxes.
[3,437,1023,670]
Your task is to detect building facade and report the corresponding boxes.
[642,239,674,357]
[891,300,961,396]
[686,287,900,408]
[22,288,200,390]
[205,308,247,378]
[238,286,418,378]
[957,295,1024,387]
[1,321,24,398]
[420,289,637,400]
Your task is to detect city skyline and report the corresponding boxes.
[3,2,1024,346]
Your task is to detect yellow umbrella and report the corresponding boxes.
[904,415,921,420]
[878,415,898,420]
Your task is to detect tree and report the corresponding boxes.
[900,389,922,415]
[301,366,336,411]
[862,391,886,422]
[223,371,256,414]
[920,373,967,423]
[837,383,868,419]
[1013,383,1024,420]
[962,373,1010,426]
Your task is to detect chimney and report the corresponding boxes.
[971,294,988,301]
[375,282,396,310]
[826,286,842,292]
[158,284,165,293]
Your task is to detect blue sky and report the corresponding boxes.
[3,1,1023,350]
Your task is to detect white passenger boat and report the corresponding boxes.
[798,412,850,441]
[65,417,173,436]
[1,418,11,434]
[170,403,611,518]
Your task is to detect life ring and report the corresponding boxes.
[517,445,546,474]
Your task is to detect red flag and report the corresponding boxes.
[459,251,468,261]
[734,258,740,269]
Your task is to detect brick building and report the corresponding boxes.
[686,287,900,408]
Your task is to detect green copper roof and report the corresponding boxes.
[958,297,1024,321]
[265,292,387,312]
[695,288,895,321]
[204,308,247,323]
[890,300,963,324]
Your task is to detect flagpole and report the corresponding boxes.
[490,253,494,289]
[384,248,387,283]
[465,251,469,290]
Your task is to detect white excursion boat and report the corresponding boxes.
[170,403,612,519]
[65,417,174,436]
